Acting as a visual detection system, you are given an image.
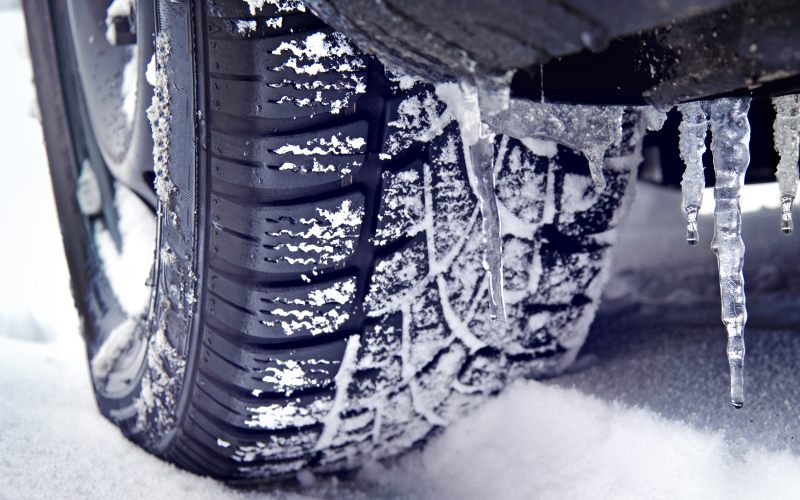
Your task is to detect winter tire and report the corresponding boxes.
[28,0,643,481]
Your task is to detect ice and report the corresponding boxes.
[642,106,668,132]
[772,94,800,234]
[485,99,624,191]
[470,127,506,320]
[678,102,710,245]
[436,80,626,320]
[436,78,509,320]
[708,97,751,409]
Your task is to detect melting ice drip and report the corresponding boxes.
[470,128,507,321]
[772,94,800,234]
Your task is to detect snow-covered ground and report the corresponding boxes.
[3,4,800,499]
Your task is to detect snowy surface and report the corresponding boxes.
[4,4,800,499]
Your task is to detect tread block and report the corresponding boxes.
[363,239,428,313]
[496,137,550,226]
[206,270,359,340]
[211,121,368,167]
[194,376,333,431]
[373,160,425,247]
[429,124,478,262]
[211,77,363,119]
[209,191,365,274]
[207,12,324,40]
[200,325,346,393]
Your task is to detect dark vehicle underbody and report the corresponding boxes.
[309,0,800,188]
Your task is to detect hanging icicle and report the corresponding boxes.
[678,102,710,246]
[708,97,751,409]
[772,94,800,235]
[469,125,506,321]
[435,76,511,321]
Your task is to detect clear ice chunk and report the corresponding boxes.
[678,102,709,245]
[485,100,624,191]
[772,94,800,235]
[708,97,751,409]
[641,106,668,132]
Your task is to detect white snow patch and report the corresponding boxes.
[261,360,306,394]
[361,381,800,499]
[120,46,138,126]
[314,334,361,450]
[275,134,366,155]
[235,20,257,35]
[272,31,363,77]
[90,316,140,381]
[243,0,306,15]
[245,399,328,429]
[519,137,558,158]
[94,184,157,316]
[145,53,156,87]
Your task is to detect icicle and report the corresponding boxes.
[678,102,709,245]
[772,94,800,235]
[708,97,751,409]
[484,99,624,191]
[474,76,510,321]
[435,76,511,321]
[470,125,506,321]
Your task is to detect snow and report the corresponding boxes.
[120,47,138,126]
[272,31,364,77]
[313,334,361,451]
[94,184,157,316]
[146,32,175,206]
[243,0,306,16]
[90,316,140,381]
[5,3,800,498]
[236,20,257,36]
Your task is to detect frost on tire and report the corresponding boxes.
[310,81,644,468]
